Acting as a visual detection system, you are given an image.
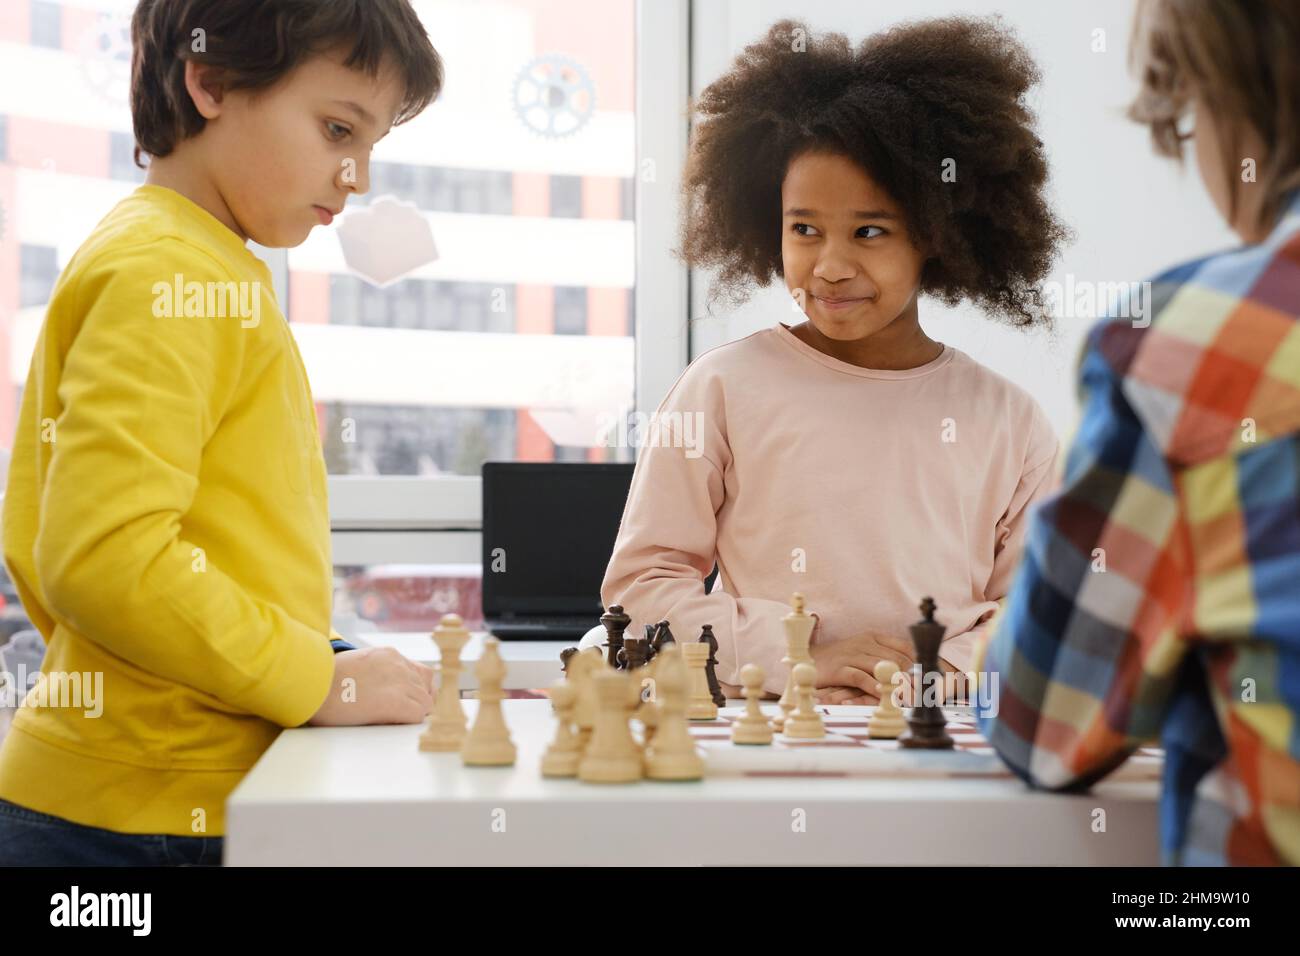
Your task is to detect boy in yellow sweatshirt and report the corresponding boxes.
[0,0,443,865]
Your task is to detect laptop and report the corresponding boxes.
[481,461,635,640]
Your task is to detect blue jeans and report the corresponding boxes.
[0,798,222,866]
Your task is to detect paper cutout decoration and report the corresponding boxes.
[336,195,440,288]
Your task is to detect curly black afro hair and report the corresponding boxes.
[680,17,1071,327]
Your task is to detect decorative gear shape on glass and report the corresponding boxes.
[512,54,596,140]
[79,14,133,107]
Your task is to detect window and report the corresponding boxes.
[334,562,483,636]
[553,286,587,336]
[19,246,58,310]
[0,0,666,480]
[108,129,143,183]
[0,0,690,639]
[548,174,584,219]
[30,1,62,51]
[287,0,639,478]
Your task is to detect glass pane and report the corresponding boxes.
[334,562,483,635]
[0,0,638,486]
[288,0,638,476]
[0,1,195,492]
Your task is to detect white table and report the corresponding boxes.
[225,700,1162,866]
[352,631,572,691]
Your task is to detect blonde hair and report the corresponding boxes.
[1128,0,1300,231]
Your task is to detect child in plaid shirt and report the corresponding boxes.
[978,0,1300,865]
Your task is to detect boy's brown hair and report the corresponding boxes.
[129,0,443,166]
[1129,0,1300,232]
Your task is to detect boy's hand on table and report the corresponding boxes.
[808,631,915,698]
[306,646,435,726]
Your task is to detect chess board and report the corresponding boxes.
[684,705,1164,781]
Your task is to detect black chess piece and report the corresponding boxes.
[899,597,954,750]
[698,624,726,707]
[650,621,681,658]
[600,605,630,669]
[642,626,665,665]
[559,646,580,675]
[619,636,649,671]
[644,627,659,664]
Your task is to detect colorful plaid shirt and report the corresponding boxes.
[978,190,1300,866]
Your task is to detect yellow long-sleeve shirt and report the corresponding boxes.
[0,184,337,836]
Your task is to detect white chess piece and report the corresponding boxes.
[541,681,582,777]
[731,663,774,745]
[644,645,705,780]
[682,642,718,720]
[419,613,470,752]
[867,660,907,739]
[782,662,825,739]
[578,668,643,783]
[636,654,661,748]
[569,647,604,751]
[461,638,517,765]
[773,594,815,732]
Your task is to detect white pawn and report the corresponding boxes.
[867,660,906,739]
[461,638,517,765]
[731,664,773,745]
[541,681,582,777]
[782,662,825,739]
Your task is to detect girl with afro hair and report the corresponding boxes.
[595,17,1068,703]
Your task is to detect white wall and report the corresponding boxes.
[684,0,1237,438]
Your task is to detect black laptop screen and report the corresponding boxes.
[481,462,634,617]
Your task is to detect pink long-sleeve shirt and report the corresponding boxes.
[600,323,1059,695]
